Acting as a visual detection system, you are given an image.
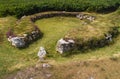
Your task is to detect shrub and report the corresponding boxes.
[0,0,120,18]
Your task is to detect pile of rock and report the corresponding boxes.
[56,38,75,54]
[76,14,95,22]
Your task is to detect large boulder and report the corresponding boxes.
[10,37,25,48]
[56,38,75,54]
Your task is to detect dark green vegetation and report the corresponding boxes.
[0,0,120,18]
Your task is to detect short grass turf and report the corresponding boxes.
[0,11,120,78]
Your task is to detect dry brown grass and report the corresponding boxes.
[4,57,120,79]
[52,57,120,79]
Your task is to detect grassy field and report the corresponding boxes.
[0,11,120,79]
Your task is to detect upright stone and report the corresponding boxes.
[37,47,47,61]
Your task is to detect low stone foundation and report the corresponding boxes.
[6,11,119,50]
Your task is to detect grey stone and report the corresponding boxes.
[56,38,75,54]
[89,76,94,79]
[76,14,84,20]
[42,63,51,68]
[87,16,95,22]
[37,47,46,60]
[105,34,112,41]
[14,77,17,79]
[21,15,26,19]
[46,73,52,78]
[10,37,25,48]
[76,14,95,22]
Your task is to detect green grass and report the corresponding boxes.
[35,17,83,56]
[0,11,120,78]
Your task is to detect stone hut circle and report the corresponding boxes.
[6,11,119,54]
